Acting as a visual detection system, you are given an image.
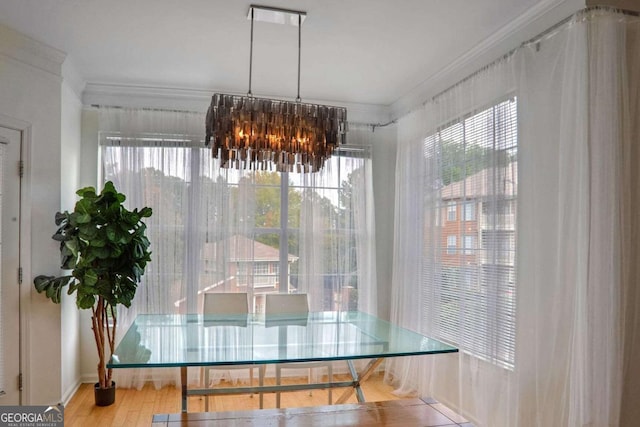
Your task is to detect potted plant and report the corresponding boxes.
[33,181,152,406]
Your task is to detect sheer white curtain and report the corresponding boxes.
[98,107,378,388]
[384,109,429,394]
[516,9,640,425]
[390,8,640,426]
[99,107,249,388]
[297,125,377,315]
[388,57,518,425]
[348,126,378,315]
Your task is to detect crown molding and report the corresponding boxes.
[61,58,86,101]
[390,0,586,120]
[82,82,391,125]
[0,23,66,77]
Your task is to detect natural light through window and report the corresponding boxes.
[423,97,517,368]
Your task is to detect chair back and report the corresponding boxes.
[203,292,249,315]
[265,293,309,316]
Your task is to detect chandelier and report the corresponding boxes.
[205,5,347,173]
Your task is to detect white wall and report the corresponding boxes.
[78,108,100,383]
[369,126,396,320]
[60,68,83,403]
[0,23,64,405]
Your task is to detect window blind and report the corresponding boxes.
[423,97,517,368]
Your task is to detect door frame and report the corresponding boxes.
[0,113,31,405]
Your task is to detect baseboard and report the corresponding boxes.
[61,379,82,407]
[80,373,99,385]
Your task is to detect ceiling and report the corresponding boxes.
[0,0,551,107]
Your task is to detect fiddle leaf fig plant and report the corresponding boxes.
[34,181,152,390]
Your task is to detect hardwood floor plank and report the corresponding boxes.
[65,373,403,426]
[155,400,458,427]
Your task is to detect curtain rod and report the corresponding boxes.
[89,104,201,114]
[348,119,398,132]
[392,5,638,123]
[92,103,397,133]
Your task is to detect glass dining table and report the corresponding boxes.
[108,311,458,412]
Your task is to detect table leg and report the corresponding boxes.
[181,366,188,413]
[335,358,384,404]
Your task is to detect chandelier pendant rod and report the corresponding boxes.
[296,12,302,102]
[248,7,254,97]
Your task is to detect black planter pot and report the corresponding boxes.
[94,381,116,406]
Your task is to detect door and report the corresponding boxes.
[0,126,22,404]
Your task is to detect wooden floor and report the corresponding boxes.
[151,398,468,427]
[64,373,403,427]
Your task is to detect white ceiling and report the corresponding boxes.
[0,0,564,108]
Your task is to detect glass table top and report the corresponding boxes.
[108,311,458,368]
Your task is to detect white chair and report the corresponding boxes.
[260,293,333,408]
[202,292,264,410]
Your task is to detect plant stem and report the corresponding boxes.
[92,297,107,389]
[106,303,116,385]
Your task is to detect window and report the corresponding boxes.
[253,263,270,275]
[101,139,371,313]
[447,235,457,254]
[424,97,517,368]
[463,235,476,254]
[447,202,457,221]
[463,202,475,221]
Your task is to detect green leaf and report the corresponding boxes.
[68,281,80,294]
[76,292,96,309]
[78,224,97,239]
[75,213,91,224]
[65,239,79,257]
[105,225,119,242]
[34,275,54,293]
[83,269,98,287]
[54,211,69,226]
[93,246,111,259]
[61,254,76,270]
[101,181,117,196]
[34,275,74,304]
[125,212,140,224]
[46,282,56,299]
[139,207,153,218]
[119,232,132,244]
[90,238,106,248]
[110,245,123,258]
[76,186,97,199]
[75,198,94,217]
[52,232,66,242]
